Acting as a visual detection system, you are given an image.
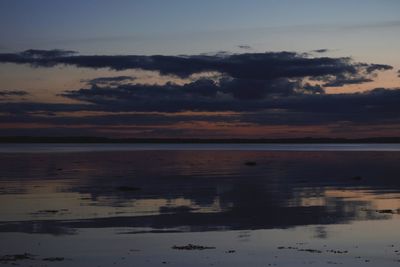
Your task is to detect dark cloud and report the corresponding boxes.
[62,76,320,112]
[0,50,391,82]
[312,49,329,53]
[59,67,400,117]
[238,88,400,126]
[0,90,29,97]
[308,63,392,87]
[301,83,324,94]
[61,84,400,125]
[323,77,373,87]
[82,76,135,87]
[2,85,399,130]
[238,45,252,50]
[364,63,393,73]
[0,49,397,137]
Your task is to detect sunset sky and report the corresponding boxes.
[1,0,400,138]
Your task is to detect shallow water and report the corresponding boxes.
[0,146,400,266]
[2,143,400,153]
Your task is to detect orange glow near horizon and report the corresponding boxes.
[2,120,397,139]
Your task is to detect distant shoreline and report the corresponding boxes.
[1,136,400,144]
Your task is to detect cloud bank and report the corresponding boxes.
[0,49,398,138]
[0,50,392,81]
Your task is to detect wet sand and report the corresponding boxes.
[0,146,400,266]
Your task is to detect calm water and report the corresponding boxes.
[0,144,400,266]
[2,143,400,153]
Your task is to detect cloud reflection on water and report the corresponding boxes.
[0,150,399,236]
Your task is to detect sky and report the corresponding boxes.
[0,0,400,138]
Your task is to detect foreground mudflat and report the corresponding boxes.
[0,147,400,266]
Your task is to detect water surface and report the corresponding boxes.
[0,145,399,266]
[2,143,400,153]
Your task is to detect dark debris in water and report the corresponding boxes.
[278,246,355,256]
[298,248,322,253]
[30,209,70,216]
[42,257,65,261]
[326,249,348,254]
[39,209,59,213]
[0,253,66,264]
[277,246,323,253]
[0,253,36,262]
[172,244,216,250]
[375,209,400,214]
